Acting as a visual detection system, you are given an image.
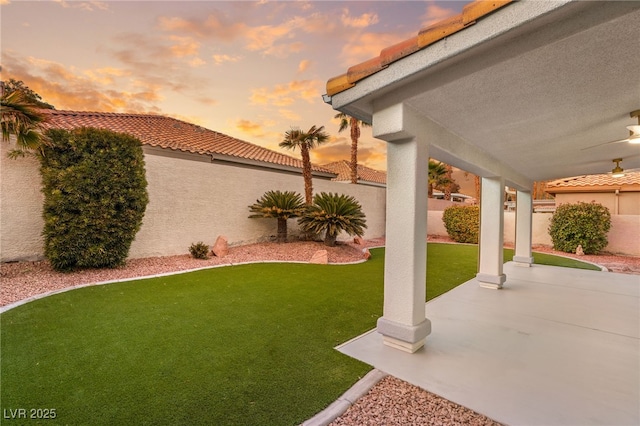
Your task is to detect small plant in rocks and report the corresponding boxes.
[189,242,210,260]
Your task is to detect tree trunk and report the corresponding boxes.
[324,230,337,247]
[428,183,434,198]
[301,143,313,205]
[276,218,287,243]
[474,175,481,202]
[350,117,360,184]
[444,164,453,200]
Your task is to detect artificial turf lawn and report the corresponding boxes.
[0,244,599,425]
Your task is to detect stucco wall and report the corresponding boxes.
[0,145,386,261]
[1,140,45,261]
[555,192,640,215]
[429,210,639,256]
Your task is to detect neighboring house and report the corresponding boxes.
[1,110,387,261]
[322,160,387,187]
[545,172,640,215]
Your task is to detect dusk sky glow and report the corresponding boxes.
[1,0,467,170]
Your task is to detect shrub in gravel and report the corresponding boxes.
[548,201,611,254]
[442,205,479,244]
[40,127,148,271]
[189,242,210,260]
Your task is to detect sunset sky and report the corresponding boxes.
[1,0,467,171]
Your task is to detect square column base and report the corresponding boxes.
[377,317,431,353]
[383,336,426,353]
[477,273,506,289]
[513,256,534,267]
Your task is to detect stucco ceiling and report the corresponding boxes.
[327,1,640,186]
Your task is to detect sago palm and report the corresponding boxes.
[248,190,305,243]
[334,113,371,184]
[298,192,367,247]
[279,125,329,205]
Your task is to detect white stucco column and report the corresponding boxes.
[477,176,506,289]
[513,190,534,267]
[373,103,431,353]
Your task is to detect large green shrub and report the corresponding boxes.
[40,127,149,271]
[548,202,611,254]
[298,192,367,247]
[442,205,479,244]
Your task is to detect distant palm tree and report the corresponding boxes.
[248,190,305,243]
[279,125,329,205]
[428,160,450,198]
[1,89,48,158]
[334,113,371,184]
[298,192,367,247]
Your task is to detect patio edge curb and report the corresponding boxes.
[300,369,388,426]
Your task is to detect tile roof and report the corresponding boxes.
[322,160,387,185]
[546,172,640,192]
[326,0,513,97]
[40,110,333,174]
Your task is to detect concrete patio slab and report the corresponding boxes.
[336,262,639,426]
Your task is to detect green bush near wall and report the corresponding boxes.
[548,201,611,255]
[442,205,480,244]
[40,128,148,271]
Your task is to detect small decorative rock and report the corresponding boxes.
[354,236,364,245]
[212,235,229,257]
[576,244,584,256]
[363,248,371,260]
[309,250,328,264]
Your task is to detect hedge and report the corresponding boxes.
[40,127,148,271]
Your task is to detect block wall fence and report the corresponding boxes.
[0,142,386,261]
[2,140,638,261]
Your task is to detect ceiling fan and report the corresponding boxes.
[609,157,640,177]
[582,110,640,150]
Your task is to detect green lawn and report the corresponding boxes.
[0,244,599,425]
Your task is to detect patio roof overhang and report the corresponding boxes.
[324,1,640,190]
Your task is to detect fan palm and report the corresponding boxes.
[334,113,371,184]
[279,125,329,205]
[298,192,367,247]
[249,190,305,243]
[1,89,48,158]
[428,160,451,198]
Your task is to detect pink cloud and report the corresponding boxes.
[340,8,379,28]
[421,1,457,27]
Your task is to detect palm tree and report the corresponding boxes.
[334,113,371,184]
[1,88,48,158]
[428,160,450,198]
[298,192,367,247]
[279,125,329,205]
[248,190,305,243]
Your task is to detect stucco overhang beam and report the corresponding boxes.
[373,103,532,190]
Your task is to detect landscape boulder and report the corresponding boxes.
[354,236,364,245]
[362,248,371,260]
[309,250,328,264]
[212,235,229,257]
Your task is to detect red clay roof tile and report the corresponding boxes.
[322,160,387,185]
[325,0,513,97]
[546,172,640,191]
[40,110,333,174]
